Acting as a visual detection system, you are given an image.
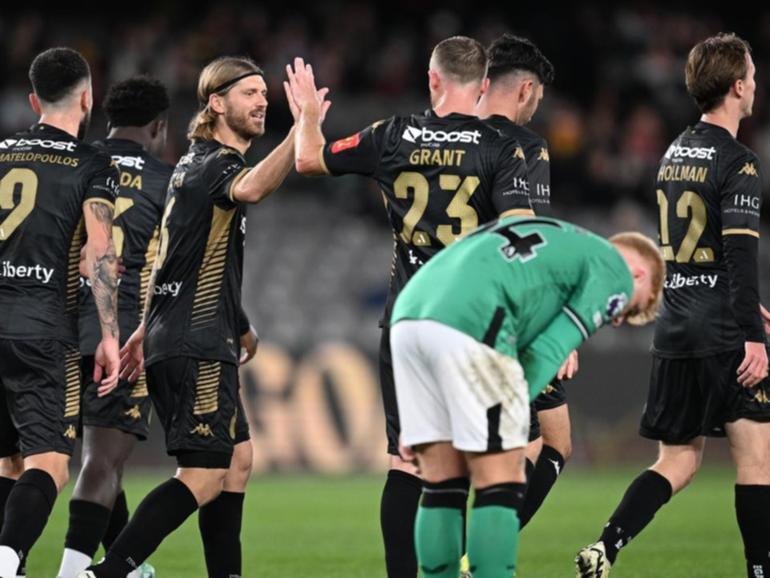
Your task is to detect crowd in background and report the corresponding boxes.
[3,5,770,216]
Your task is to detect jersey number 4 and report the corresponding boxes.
[657,189,714,263]
[0,168,38,241]
[394,172,479,246]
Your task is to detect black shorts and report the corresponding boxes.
[81,356,152,440]
[146,357,248,469]
[0,339,80,457]
[380,327,401,456]
[528,379,567,442]
[640,349,770,444]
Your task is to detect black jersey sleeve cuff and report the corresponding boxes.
[723,233,764,342]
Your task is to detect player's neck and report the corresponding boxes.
[476,93,519,124]
[432,90,478,117]
[700,110,741,138]
[37,111,81,139]
[108,127,149,150]
[212,124,251,155]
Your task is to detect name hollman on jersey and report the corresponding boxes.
[0,260,54,283]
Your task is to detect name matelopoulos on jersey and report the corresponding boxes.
[664,143,717,161]
[402,125,482,145]
[0,138,77,152]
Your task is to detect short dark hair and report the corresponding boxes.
[487,34,555,85]
[104,76,170,127]
[28,47,91,104]
[431,36,488,84]
[685,32,751,113]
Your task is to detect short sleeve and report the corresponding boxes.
[524,139,551,210]
[490,138,533,216]
[205,147,248,210]
[321,119,389,177]
[563,246,633,336]
[721,151,762,238]
[83,153,120,207]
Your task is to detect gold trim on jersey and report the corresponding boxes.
[190,206,234,327]
[130,372,149,398]
[227,168,251,203]
[66,218,85,313]
[193,361,221,415]
[64,347,81,418]
[499,208,535,218]
[138,226,160,314]
[318,148,331,175]
[723,228,760,238]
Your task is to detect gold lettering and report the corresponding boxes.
[407,148,466,167]
[657,164,708,183]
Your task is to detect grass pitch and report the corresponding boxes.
[27,466,741,577]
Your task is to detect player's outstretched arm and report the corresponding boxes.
[83,199,120,394]
[286,57,332,175]
[230,127,297,204]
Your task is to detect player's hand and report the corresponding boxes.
[94,336,120,396]
[737,341,769,387]
[239,325,259,365]
[120,323,146,383]
[285,58,331,121]
[557,350,579,380]
[760,304,770,335]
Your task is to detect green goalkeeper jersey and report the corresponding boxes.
[391,216,634,399]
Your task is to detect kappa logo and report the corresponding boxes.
[513,146,525,160]
[124,405,142,420]
[190,423,214,437]
[538,147,550,162]
[401,125,481,144]
[754,390,770,404]
[63,425,77,440]
[739,162,758,177]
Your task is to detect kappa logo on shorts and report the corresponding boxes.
[754,390,770,404]
[124,405,142,420]
[544,384,556,394]
[190,423,214,437]
[63,425,76,439]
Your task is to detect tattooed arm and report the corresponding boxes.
[83,199,120,393]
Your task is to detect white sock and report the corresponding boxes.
[126,566,142,578]
[0,545,20,578]
[57,548,92,578]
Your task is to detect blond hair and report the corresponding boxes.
[609,231,665,326]
[431,36,488,85]
[187,56,262,141]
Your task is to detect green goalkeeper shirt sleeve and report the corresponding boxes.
[519,311,585,400]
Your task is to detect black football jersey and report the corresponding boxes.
[0,124,119,344]
[322,110,532,325]
[484,115,551,213]
[144,140,248,366]
[78,139,172,355]
[653,121,763,357]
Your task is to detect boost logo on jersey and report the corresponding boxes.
[401,125,481,145]
[0,138,77,151]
